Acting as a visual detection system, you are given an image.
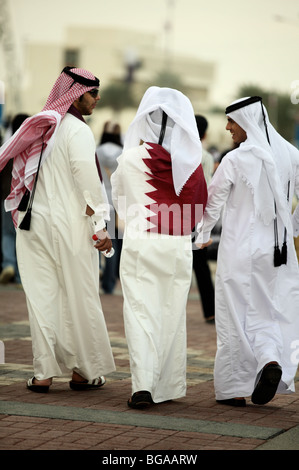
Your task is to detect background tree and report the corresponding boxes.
[99,82,137,113]
[151,70,185,92]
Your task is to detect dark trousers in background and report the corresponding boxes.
[192,247,215,320]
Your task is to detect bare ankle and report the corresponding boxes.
[72,371,86,382]
[34,377,52,386]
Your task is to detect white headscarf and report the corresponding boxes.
[123,86,202,195]
[226,97,299,228]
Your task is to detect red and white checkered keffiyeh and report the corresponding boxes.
[0,67,99,227]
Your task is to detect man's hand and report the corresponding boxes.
[196,238,213,249]
[86,205,112,253]
[93,228,112,253]
[86,205,94,216]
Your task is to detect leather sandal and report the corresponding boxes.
[128,391,153,409]
[27,377,50,393]
[69,376,106,391]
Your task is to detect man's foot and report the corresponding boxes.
[69,371,106,390]
[251,362,282,405]
[0,265,15,284]
[128,391,154,409]
[205,316,215,324]
[216,397,246,407]
[27,377,52,393]
[71,371,88,383]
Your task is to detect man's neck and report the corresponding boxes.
[67,104,85,122]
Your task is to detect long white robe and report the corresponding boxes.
[16,113,115,381]
[112,143,205,403]
[202,152,299,400]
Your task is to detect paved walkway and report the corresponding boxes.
[0,278,299,452]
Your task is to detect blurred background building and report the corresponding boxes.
[1,0,298,153]
[19,27,220,135]
[0,0,233,152]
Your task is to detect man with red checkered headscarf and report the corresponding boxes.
[0,67,115,392]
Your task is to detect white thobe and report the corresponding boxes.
[16,113,115,381]
[111,143,196,403]
[202,153,299,400]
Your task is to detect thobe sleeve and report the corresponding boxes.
[292,165,299,237]
[201,150,214,186]
[111,154,125,218]
[69,126,108,231]
[201,157,234,243]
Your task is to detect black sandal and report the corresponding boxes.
[216,398,246,407]
[127,391,153,409]
[69,376,106,391]
[251,363,282,405]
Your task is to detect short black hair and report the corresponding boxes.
[195,115,208,139]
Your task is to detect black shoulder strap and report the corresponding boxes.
[158,111,168,146]
[19,142,45,231]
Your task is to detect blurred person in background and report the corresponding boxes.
[96,121,123,294]
[192,115,215,323]
[0,113,29,286]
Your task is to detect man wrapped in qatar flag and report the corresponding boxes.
[111,86,208,408]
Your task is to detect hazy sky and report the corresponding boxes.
[9,0,299,106]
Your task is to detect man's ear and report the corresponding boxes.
[72,99,79,110]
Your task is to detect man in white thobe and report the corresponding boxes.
[0,67,115,392]
[200,96,299,406]
[111,87,207,408]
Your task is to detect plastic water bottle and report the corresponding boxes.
[92,234,115,258]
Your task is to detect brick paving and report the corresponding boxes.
[0,278,299,452]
